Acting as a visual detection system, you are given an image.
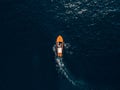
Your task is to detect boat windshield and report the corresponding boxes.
[58,42,62,47]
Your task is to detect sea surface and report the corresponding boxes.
[0,0,120,90]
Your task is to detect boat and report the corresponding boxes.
[56,35,64,57]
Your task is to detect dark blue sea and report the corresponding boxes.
[0,0,120,90]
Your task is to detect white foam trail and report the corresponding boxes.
[53,43,88,88]
[56,57,77,86]
[53,43,111,90]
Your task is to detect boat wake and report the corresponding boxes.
[53,42,111,90]
[53,43,89,89]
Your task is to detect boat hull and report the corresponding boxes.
[56,35,64,57]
